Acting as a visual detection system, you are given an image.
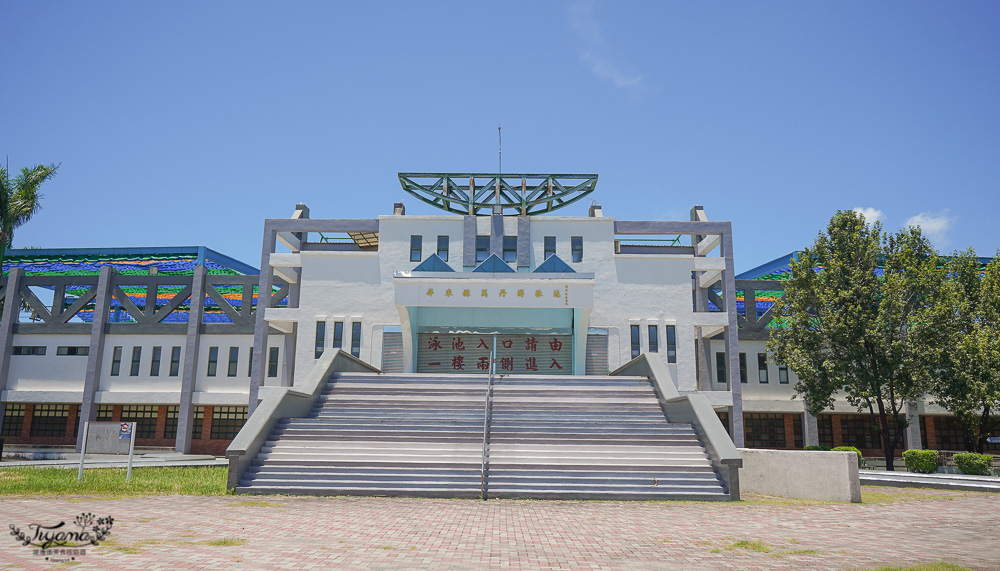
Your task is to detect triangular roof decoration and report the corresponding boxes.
[413,253,455,272]
[472,253,516,273]
[533,254,576,274]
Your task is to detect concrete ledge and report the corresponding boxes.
[738,448,861,503]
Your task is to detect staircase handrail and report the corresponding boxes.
[480,334,497,500]
[225,349,379,490]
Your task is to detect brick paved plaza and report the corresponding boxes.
[3,488,999,570]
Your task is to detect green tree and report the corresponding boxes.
[0,162,58,271]
[927,250,1000,453]
[767,210,943,470]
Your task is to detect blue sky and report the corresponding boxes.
[3,1,998,272]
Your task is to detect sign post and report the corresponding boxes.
[78,421,137,482]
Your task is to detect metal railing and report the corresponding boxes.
[480,334,497,500]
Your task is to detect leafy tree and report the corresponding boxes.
[927,250,1000,453]
[767,210,943,470]
[0,162,58,271]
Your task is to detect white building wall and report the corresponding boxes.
[7,334,91,393]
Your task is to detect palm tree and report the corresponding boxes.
[0,162,58,272]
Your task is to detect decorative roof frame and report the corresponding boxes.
[398,173,598,216]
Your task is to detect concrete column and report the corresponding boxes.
[802,409,820,447]
[720,226,744,447]
[903,401,922,450]
[489,213,503,257]
[175,265,207,453]
[516,215,530,269]
[250,229,276,409]
[76,265,114,451]
[281,284,300,386]
[0,268,23,436]
[462,215,476,268]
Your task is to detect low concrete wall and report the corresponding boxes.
[738,448,861,503]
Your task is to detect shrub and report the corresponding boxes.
[954,453,993,476]
[902,449,939,473]
[803,445,830,451]
[831,446,864,468]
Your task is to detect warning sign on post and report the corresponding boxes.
[119,423,132,440]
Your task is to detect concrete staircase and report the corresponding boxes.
[487,375,729,500]
[235,372,729,500]
[236,373,486,497]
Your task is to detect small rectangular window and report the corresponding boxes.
[207,346,219,377]
[110,346,123,376]
[648,325,658,353]
[410,235,422,262]
[351,322,361,358]
[333,322,344,349]
[248,349,253,377]
[544,236,556,259]
[630,324,640,359]
[779,363,789,384]
[666,325,677,363]
[130,346,142,376]
[315,321,326,359]
[56,346,88,356]
[13,346,46,356]
[476,235,490,263]
[150,346,161,376]
[716,352,727,383]
[502,236,517,263]
[571,236,583,262]
[739,353,748,384]
[758,353,769,383]
[169,346,181,376]
[268,347,279,378]
[228,347,239,377]
[437,236,449,261]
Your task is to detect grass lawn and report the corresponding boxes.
[0,465,229,496]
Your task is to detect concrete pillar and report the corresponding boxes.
[802,409,820,447]
[720,226,744,447]
[489,213,503,257]
[0,268,23,436]
[76,265,114,451]
[462,216,476,268]
[176,265,207,453]
[250,230,276,410]
[903,401,922,450]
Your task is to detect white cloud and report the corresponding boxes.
[905,209,957,246]
[852,207,884,224]
[567,0,643,91]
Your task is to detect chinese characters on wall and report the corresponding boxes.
[416,333,573,375]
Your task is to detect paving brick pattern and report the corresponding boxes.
[3,489,999,570]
